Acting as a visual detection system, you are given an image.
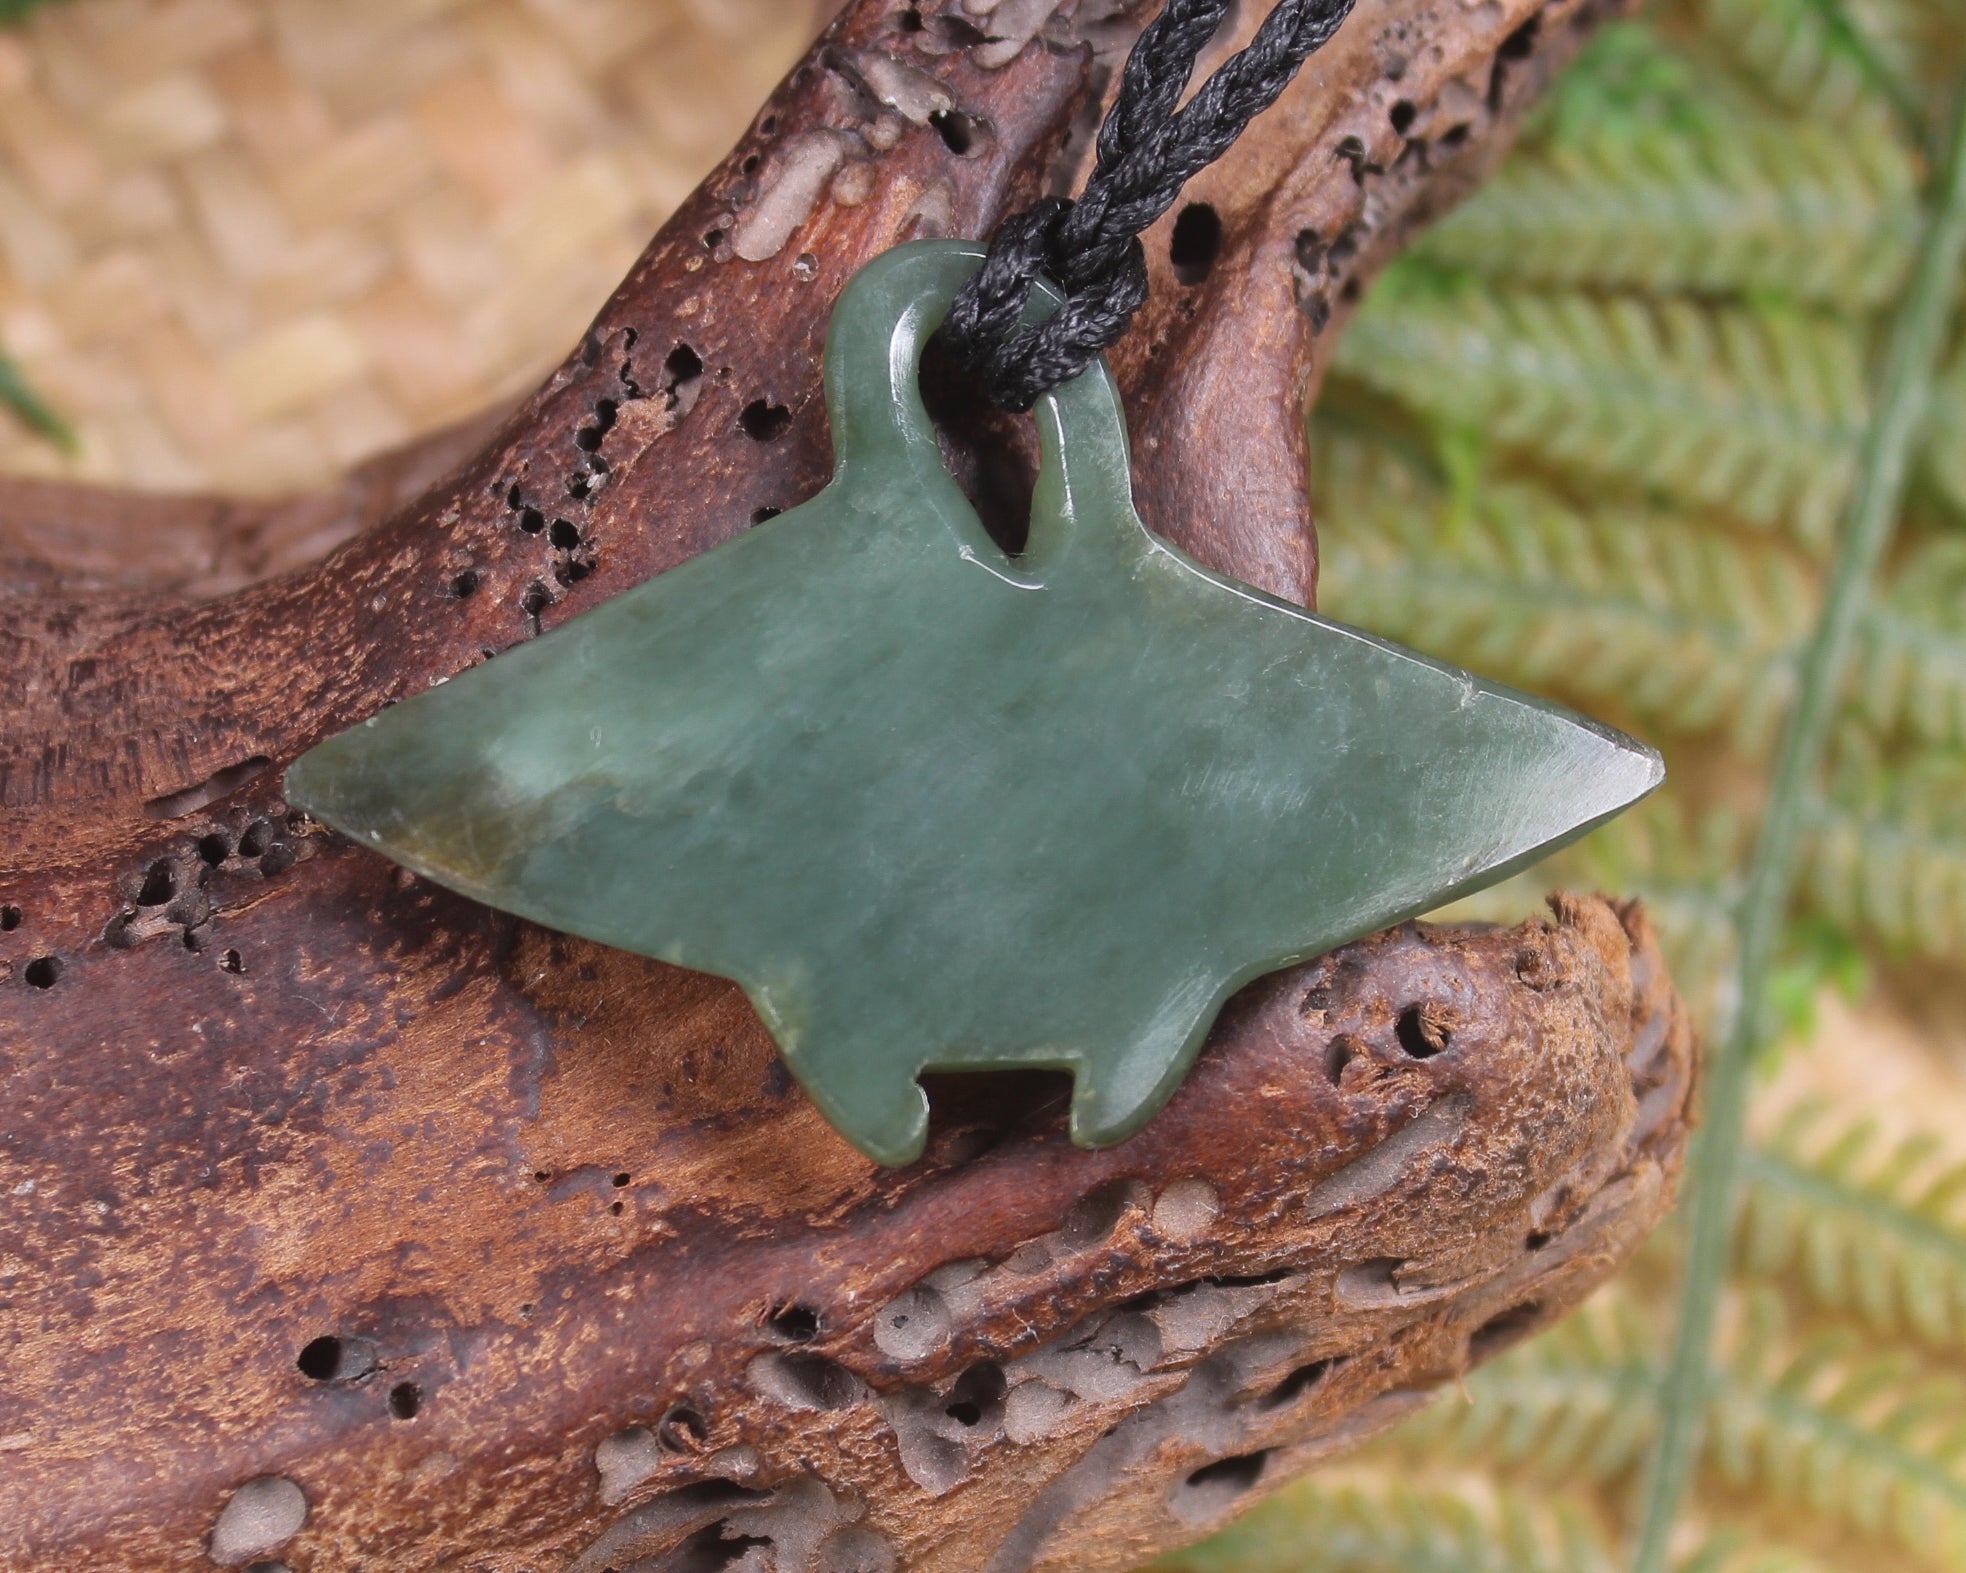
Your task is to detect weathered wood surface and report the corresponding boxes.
[0,1,1679,1569]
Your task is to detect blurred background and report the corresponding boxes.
[0,0,818,489]
[5,1,1966,1570]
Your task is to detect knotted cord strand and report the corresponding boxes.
[938,0,1358,411]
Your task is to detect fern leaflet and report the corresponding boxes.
[1415,111,1918,306]
[1161,1471,1834,1573]
[1315,426,1815,750]
[1167,1476,1620,1573]
[1804,749,1966,960]
[1402,1292,1966,1570]
[1693,0,1920,129]
[1928,351,1966,518]
[1331,278,1868,547]
[1741,1103,1966,1352]
[1859,539,1966,751]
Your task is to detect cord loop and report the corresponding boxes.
[938,0,1357,412]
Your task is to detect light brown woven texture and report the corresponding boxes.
[0,0,819,494]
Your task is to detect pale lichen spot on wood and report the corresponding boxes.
[902,178,956,240]
[208,1476,306,1567]
[1150,1179,1220,1241]
[832,160,879,207]
[851,51,956,124]
[864,111,907,152]
[595,1425,661,1505]
[747,1350,865,1411]
[1303,1091,1474,1218]
[873,1284,951,1361]
[732,132,859,262]
[965,0,1070,69]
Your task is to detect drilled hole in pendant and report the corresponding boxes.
[916,332,1038,557]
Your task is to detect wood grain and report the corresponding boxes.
[0,1,1675,1568]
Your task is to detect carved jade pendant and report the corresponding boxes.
[287,240,1662,1166]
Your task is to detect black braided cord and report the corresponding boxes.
[938,0,1357,412]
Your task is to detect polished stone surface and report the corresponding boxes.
[288,241,1662,1166]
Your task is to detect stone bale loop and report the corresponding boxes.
[0,1,1680,1569]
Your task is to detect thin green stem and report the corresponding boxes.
[1631,81,1966,1573]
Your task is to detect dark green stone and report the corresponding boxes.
[287,241,1662,1166]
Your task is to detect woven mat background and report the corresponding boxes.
[0,0,818,494]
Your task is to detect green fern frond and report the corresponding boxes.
[1530,19,1728,146]
[1837,0,1966,131]
[1164,1472,1842,1573]
[1165,1476,1623,1573]
[1694,0,1918,129]
[1741,1103,1966,1351]
[1405,1291,1966,1568]
[1858,540,1966,750]
[1709,1325,1966,1568]
[1928,352,1966,517]
[1401,1296,1661,1481]
[1415,113,1918,305]
[1319,421,1966,758]
[1166,1470,1842,1573]
[1685,1548,1848,1573]
[1331,279,1868,546]
[1804,751,1966,959]
[1315,428,1815,750]
[1734,1547,1865,1573]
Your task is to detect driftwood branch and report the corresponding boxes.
[0,1,1679,1569]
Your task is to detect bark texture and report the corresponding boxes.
[0,1,1675,1569]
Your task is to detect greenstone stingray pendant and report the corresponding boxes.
[287,240,1662,1166]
